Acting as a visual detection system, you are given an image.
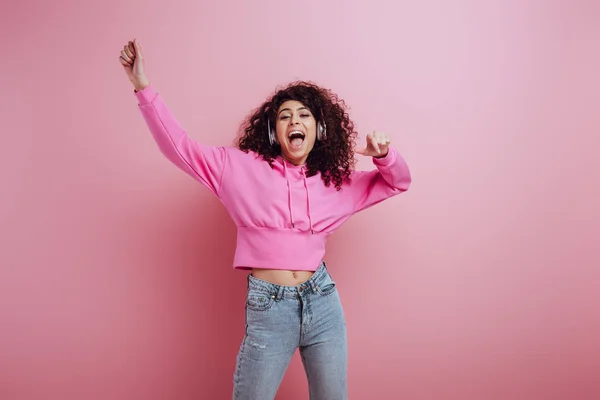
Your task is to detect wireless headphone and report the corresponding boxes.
[267,117,327,146]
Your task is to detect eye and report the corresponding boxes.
[279,115,290,120]
[300,113,311,118]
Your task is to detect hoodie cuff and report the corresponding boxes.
[134,84,158,105]
[372,147,397,167]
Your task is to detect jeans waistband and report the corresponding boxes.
[247,260,330,300]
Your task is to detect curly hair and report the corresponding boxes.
[236,81,358,190]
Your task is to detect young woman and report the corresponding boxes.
[119,38,411,400]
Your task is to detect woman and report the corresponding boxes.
[119,38,411,400]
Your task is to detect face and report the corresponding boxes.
[275,100,317,165]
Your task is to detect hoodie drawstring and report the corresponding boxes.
[283,162,295,228]
[283,161,314,234]
[302,170,314,234]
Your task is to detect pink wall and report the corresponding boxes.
[1,0,599,399]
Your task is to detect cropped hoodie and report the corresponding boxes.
[134,85,411,271]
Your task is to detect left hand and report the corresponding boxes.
[355,131,391,158]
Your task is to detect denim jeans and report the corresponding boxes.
[233,261,348,400]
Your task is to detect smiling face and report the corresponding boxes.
[275,100,317,165]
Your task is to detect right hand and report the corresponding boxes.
[119,38,150,92]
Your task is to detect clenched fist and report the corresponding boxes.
[119,38,150,92]
[355,131,391,158]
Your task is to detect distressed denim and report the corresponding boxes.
[233,261,348,400]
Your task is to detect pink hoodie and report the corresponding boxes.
[134,85,411,271]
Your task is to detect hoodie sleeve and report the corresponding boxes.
[346,147,412,213]
[134,85,227,197]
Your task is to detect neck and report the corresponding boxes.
[281,155,307,166]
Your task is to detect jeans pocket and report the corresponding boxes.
[316,274,337,296]
[246,290,275,312]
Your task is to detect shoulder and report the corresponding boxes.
[220,147,275,171]
[224,147,266,162]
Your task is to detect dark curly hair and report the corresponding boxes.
[236,81,358,190]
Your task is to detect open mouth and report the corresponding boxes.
[288,130,305,149]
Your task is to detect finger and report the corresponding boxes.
[355,147,366,155]
[121,50,133,63]
[119,55,132,65]
[128,41,136,56]
[370,133,381,154]
[133,38,143,59]
[375,132,389,147]
[124,44,134,59]
[379,133,390,147]
[119,56,132,67]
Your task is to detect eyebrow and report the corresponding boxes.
[278,107,310,116]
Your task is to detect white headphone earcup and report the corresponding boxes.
[267,118,278,145]
[317,121,327,140]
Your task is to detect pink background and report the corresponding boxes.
[1,0,599,399]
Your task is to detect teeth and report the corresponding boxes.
[288,130,304,138]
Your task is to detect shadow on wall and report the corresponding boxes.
[122,187,247,399]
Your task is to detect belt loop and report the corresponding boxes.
[275,285,284,301]
[309,277,317,293]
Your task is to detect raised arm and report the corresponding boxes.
[346,131,412,213]
[119,39,227,197]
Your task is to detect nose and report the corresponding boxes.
[290,113,300,125]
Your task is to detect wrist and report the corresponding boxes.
[133,77,150,92]
[372,147,396,166]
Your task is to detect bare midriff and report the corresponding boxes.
[250,268,315,286]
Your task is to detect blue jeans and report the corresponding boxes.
[233,261,348,399]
